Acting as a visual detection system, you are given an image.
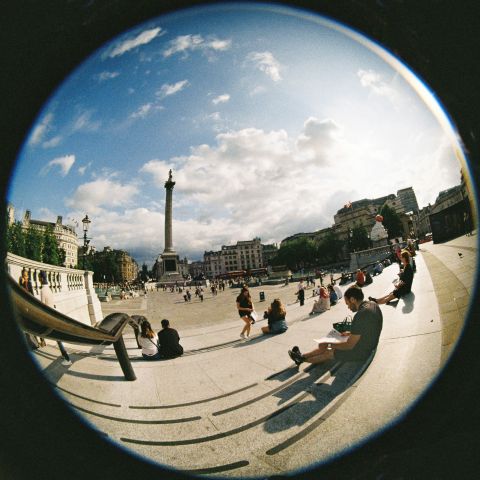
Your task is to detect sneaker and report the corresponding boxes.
[240,333,246,339]
[292,346,300,354]
[288,349,304,366]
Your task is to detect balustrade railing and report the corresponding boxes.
[5,252,103,325]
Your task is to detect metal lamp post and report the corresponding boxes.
[82,214,91,270]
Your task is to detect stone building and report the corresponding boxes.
[117,250,139,282]
[429,180,473,243]
[188,260,205,279]
[19,209,78,268]
[396,186,420,213]
[262,243,279,266]
[203,238,265,278]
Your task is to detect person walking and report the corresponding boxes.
[297,280,305,306]
[237,285,255,339]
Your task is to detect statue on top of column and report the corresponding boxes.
[165,169,175,189]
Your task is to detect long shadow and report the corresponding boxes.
[263,357,373,439]
[402,292,416,313]
[232,333,279,348]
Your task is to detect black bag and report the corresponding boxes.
[333,316,352,333]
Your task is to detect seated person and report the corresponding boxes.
[363,270,373,285]
[369,251,414,305]
[355,269,365,287]
[289,286,383,365]
[327,284,338,305]
[261,298,288,335]
[157,319,183,358]
[138,320,161,360]
[309,286,330,315]
[129,315,147,349]
[332,281,343,300]
[373,261,384,275]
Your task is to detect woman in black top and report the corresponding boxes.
[237,286,254,339]
[369,251,414,304]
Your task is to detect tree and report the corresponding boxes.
[140,263,149,282]
[6,221,26,257]
[349,226,370,252]
[25,225,43,262]
[271,237,316,271]
[379,204,403,238]
[316,232,343,263]
[42,226,61,266]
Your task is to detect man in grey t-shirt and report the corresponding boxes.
[288,286,383,365]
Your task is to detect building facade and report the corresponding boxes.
[20,209,78,268]
[117,250,139,282]
[396,186,420,213]
[203,238,266,278]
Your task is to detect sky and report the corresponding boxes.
[8,3,464,266]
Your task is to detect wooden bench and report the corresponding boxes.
[7,275,136,381]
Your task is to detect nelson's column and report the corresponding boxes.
[159,170,182,282]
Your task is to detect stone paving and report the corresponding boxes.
[30,233,478,478]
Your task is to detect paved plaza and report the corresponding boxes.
[31,233,477,477]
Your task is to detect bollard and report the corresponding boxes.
[259,291,265,302]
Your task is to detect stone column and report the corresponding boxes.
[164,176,175,253]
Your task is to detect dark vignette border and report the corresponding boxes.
[1,1,479,479]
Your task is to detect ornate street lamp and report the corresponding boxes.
[82,214,91,270]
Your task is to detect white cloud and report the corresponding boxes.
[296,117,342,163]
[65,178,139,213]
[72,110,101,133]
[130,103,154,118]
[136,119,348,253]
[247,51,282,82]
[212,94,230,105]
[357,69,399,103]
[97,71,120,82]
[40,155,76,177]
[29,113,54,146]
[108,27,162,58]
[207,112,221,121]
[163,34,231,58]
[156,80,189,98]
[42,136,62,148]
[77,162,92,176]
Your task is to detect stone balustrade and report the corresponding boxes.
[5,252,103,326]
[349,244,394,271]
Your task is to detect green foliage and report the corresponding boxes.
[379,204,403,238]
[271,237,316,270]
[6,221,26,257]
[90,251,121,283]
[140,263,149,282]
[25,226,43,261]
[349,225,370,252]
[7,221,65,266]
[59,248,66,266]
[42,226,61,265]
[316,232,343,263]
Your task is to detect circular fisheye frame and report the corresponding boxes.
[4,2,478,479]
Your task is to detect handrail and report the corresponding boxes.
[6,275,136,380]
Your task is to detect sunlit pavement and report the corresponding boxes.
[31,233,477,477]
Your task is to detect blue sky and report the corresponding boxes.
[8,3,463,266]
